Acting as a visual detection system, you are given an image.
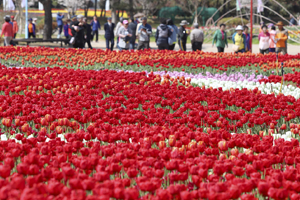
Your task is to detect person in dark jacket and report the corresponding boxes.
[63,20,70,44]
[155,18,172,50]
[178,20,190,51]
[128,18,137,50]
[104,17,115,51]
[90,15,101,42]
[71,16,85,49]
[83,18,93,49]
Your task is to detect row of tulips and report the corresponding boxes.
[259,72,300,87]
[1,65,300,200]
[2,46,300,75]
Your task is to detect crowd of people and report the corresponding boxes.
[0,13,295,54]
[228,21,289,55]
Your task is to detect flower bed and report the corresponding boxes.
[1,47,300,199]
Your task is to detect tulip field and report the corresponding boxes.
[2,47,300,200]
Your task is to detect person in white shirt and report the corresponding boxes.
[115,17,123,50]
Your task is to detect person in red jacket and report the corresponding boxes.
[1,16,13,46]
[11,16,18,38]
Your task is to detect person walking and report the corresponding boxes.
[11,16,18,39]
[137,17,152,50]
[155,18,172,50]
[243,26,251,52]
[83,18,93,49]
[269,25,276,53]
[63,20,70,44]
[232,25,247,53]
[289,15,297,26]
[167,19,179,50]
[190,23,204,51]
[258,25,270,54]
[28,18,36,38]
[56,12,64,39]
[104,17,115,51]
[1,16,13,46]
[90,16,101,42]
[128,18,137,50]
[118,20,132,51]
[275,21,288,55]
[178,20,190,51]
[115,17,124,50]
[212,24,228,53]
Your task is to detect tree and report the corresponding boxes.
[58,0,84,18]
[176,0,208,23]
[39,0,52,40]
[134,0,167,16]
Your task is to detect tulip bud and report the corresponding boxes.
[188,141,197,150]
[169,135,176,147]
[229,155,236,160]
[270,123,275,129]
[218,140,228,151]
[219,153,227,160]
[15,118,20,126]
[56,126,63,134]
[280,124,287,130]
[21,123,29,132]
[247,129,251,134]
[268,129,274,135]
[158,141,166,149]
[45,114,53,123]
[58,119,63,126]
[2,118,11,127]
[244,149,252,155]
[230,149,239,157]
[216,121,222,127]
[207,128,212,134]
[259,131,264,137]
[290,123,296,129]
[40,118,47,126]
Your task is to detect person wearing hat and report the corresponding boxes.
[167,19,179,50]
[56,12,64,39]
[212,24,228,53]
[155,18,172,50]
[115,17,124,50]
[104,17,115,51]
[190,23,204,51]
[11,16,18,39]
[258,25,270,54]
[178,20,190,51]
[1,16,13,46]
[118,20,132,51]
[269,25,276,53]
[137,17,152,50]
[28,18,36,38]
[275,21,288,55]
[232,25,247,53]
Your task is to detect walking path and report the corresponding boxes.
[25,40,299,55]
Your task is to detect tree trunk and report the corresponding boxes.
[129,0,134,18]
[40,0,52,40]
[100,8,104,17]
[111,7,117,24]
[94,0,97,16]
